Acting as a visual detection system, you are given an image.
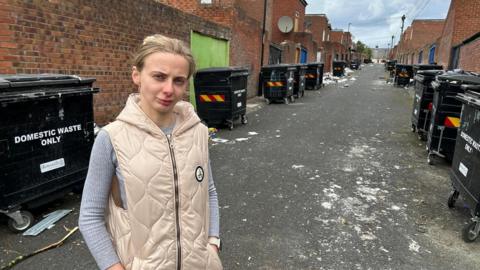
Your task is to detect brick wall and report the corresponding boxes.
[0,0,230,125]
[437,0,480,69]
[162,0,269,98]
[271,0,307,44]
[458,33,480,72]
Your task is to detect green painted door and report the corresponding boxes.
[190,31,229,108]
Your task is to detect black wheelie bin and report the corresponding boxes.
[0,74,99,232]
[305,62,324,90]
[394,64,413,87]
[447,87,480,242]
[194,67,249,130]
[426,73,480,165]
[333,61,346,77]
[411,70,444,140]
[292,64,307,98]
[260,64,296,105]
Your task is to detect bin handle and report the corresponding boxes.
[230,72,250,77]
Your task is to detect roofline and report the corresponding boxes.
[300,0,308,7]
[462,31,480,45]
[305,14,327,17]
[412,19,445,22]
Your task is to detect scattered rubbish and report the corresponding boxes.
[409,240,420,253]
[247,132,258,135]
[235,138,249,142]
[275,135,281,138]
[350,77,357,81]
[23,209,72,236]
[211,138,229,143]
[321,202,332,209]
[3,227,78,270]
[292,165,305,169]
[208,127,218,136]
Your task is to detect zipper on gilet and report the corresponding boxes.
[166,134,182,270]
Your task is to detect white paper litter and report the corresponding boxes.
[211,138,229,143]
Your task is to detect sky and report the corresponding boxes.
[306,0,451,48]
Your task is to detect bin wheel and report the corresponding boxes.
[411,125,416,133]
[228,122,234,130]
[447,190,459,208]
[265,98,271,105]
[301,90,305,97]
[462,220,480,243]
[8,211,34,233]
[419,133,427,141]
[284,97,290,105]
[241,115,248,125]
[427,154,434,165]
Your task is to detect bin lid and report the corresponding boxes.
[0,74,95,89]
[437,74,480,85]
[196,66,249,75]
[395,64,413,68]
[261,64,296,71]
[290,63,308,69]
[417,70,444,76]
[0,74,98,102]
[307,62,324,67]
[457,90,480,110]
[413,64,443,70]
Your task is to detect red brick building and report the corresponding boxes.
[437,0,480,70]
[305,14,333,72]
[457,32,480,72]
[396,20,444,65]
[158,0,273,98]
[0,0,230,125]
[270,0,317,64]
[330,30,351,62]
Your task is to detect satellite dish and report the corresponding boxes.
[278,16,293,33]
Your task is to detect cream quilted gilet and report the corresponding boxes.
[102,94,222,270]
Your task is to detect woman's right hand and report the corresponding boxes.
[108,263,125,270]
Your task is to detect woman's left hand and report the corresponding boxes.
[209,244,219,253]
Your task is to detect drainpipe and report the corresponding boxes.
[258,0,267,96]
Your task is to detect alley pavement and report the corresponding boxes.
[1,64,479,269]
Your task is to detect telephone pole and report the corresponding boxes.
[399,14,406,63]
[390,35,394,59]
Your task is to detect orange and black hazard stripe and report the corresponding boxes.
[265,81,284,87]
[199,94,225,102]
[444,116,461,128]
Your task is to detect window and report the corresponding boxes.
[200,0,212,4]
[322,30,325,42]
[418,51,423,64]
[429,46,436,64]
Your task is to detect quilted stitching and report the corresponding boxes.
[103,95,221,270]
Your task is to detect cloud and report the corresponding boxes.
[306,0,451,48]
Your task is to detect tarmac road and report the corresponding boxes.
[1,63,479,270]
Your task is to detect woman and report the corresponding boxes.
[79,34,222,270]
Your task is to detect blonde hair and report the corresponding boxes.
[132,34,196,78]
